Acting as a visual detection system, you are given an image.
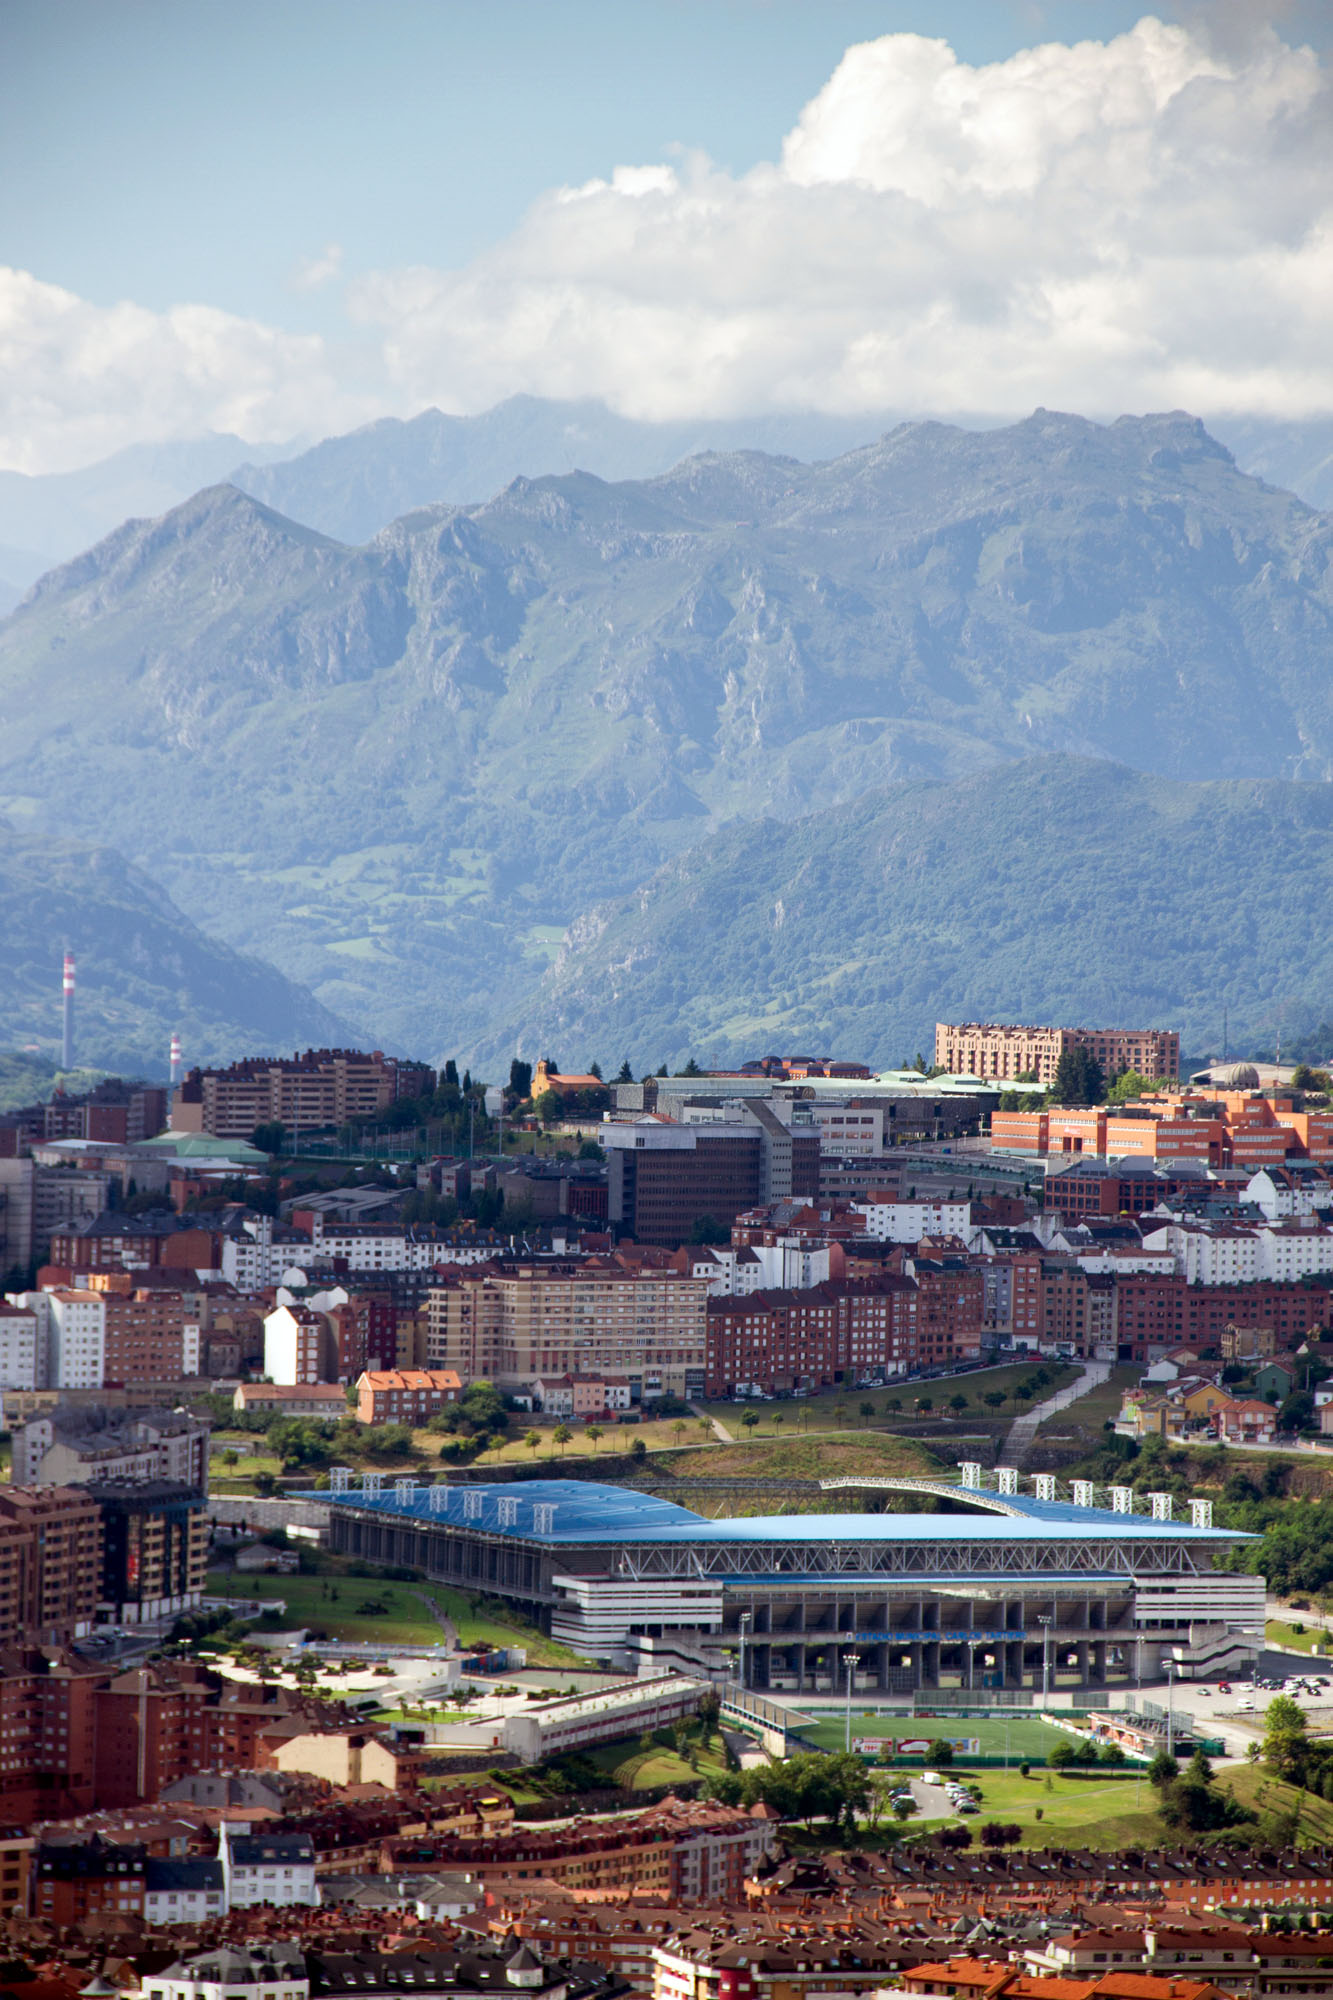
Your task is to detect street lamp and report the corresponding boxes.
[1038,1614,1054,1706]
[1165,1659,1177,1761]
[738,1612,752,1693]
[843,1650,862,1754]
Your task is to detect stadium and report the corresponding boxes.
[322,1469,1263,1692]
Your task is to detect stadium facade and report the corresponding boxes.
[323,1472,1262,1690]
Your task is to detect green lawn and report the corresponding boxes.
[207,1567,587,1667]
[1266,1619,1333,1657]
[919,1760,1333,1851]
[800,1712,1071,1760]
[207,1569,452,1644]
[659,1434,943,1483]
[959,1767,1162,1847]
[426,1586,587,1668]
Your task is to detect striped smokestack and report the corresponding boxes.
[61,950,75,1070]
[170,1032,182,1089]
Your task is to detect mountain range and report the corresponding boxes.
[4,396,1333,610]
[479,757,1333,1073]
[0,820,352,1074]
[2,405,1332,1068]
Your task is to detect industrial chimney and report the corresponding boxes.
[61,950,75,1070]
[170,1032,182,1090]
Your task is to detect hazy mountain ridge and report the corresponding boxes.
[0,819,358,1073]
[478,757,1333,1072]
[2,409,1331,1058]
[2,398,1332,601]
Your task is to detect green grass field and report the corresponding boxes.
[1266,1619,1333,1657]
[801,1712,1071,1760]
[207,1567,587,1667]
[207,1570,451,1644]
[959,1767,1161,1847]
[659,1434,944,1483]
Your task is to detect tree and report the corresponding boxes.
[1264,1694,1309,1778]
[698,1688,721,1743]
[1050,1046,1106,1107]
[1107,1068,1151,1103]
[614,1059,634,1083]
[949,1393,968,1414]
[1047,1741,1077,1770]
[689,1214,729,1245]
[535,1091,562,1126]
[629,1437,647,1461]
[741,1410,760,1434]
[524,1429,542,1460]
[673,1419,689,1446]
[1147,1749,1179,1788]
[508,1059,533,1100]
[676,1057,703,1077]
[984,1390,1007,1412]
[892,1795,919,1821]
[552,1422,573,1454]
[585,1423,604,1453]
[927,1738,955,1767]
[859,1400,875,1426]
[251,1121,287,1155]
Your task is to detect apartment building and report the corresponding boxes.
[0,1301,43,1388]
[94,1481,210,1624]
[0,1485,103,1645]
[0,1646,101,1818]
[16,1286,105,1387]
[13,1403,209,1489]
[854,1192,973,1242]
[171,1048,433,1140]
[938,1022,1179,1085]
[264,1303,337,1384]
[706,1277,921,1395]
[355,1368,462,1423]
[425,1264,710,1398]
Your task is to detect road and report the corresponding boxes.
[998,1361,1110,1470]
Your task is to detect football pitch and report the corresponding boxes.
[798,1711,1072,1760]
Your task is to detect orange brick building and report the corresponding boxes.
[992,1091,1333,1170]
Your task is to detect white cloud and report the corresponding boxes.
[350,13,1333,424]
[291,242,345,291]
[0,268,374,474]
[3,13,1333,473]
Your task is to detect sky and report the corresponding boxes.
[2,0,1332,473]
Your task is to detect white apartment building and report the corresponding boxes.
[22,1287,106,1388]
[1246,1167,1333,1222]
[140,1944,308,2000]
[1141,1219,1333,1285]
[143,1859,226,1925]
[853,1194,972,1242]
[262,1303,333,1385]
[0,1302,44,1389]
[217,1823,317,1909]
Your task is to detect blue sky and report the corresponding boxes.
[2,2,1331,470]
[3,2,1191,329]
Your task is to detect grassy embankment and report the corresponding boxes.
[205,1567,584,1666]
[497,1718,731,1805]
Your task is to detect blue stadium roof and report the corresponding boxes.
[321,1479,1249,1545]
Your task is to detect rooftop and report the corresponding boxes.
[321,1478,1249,1548]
